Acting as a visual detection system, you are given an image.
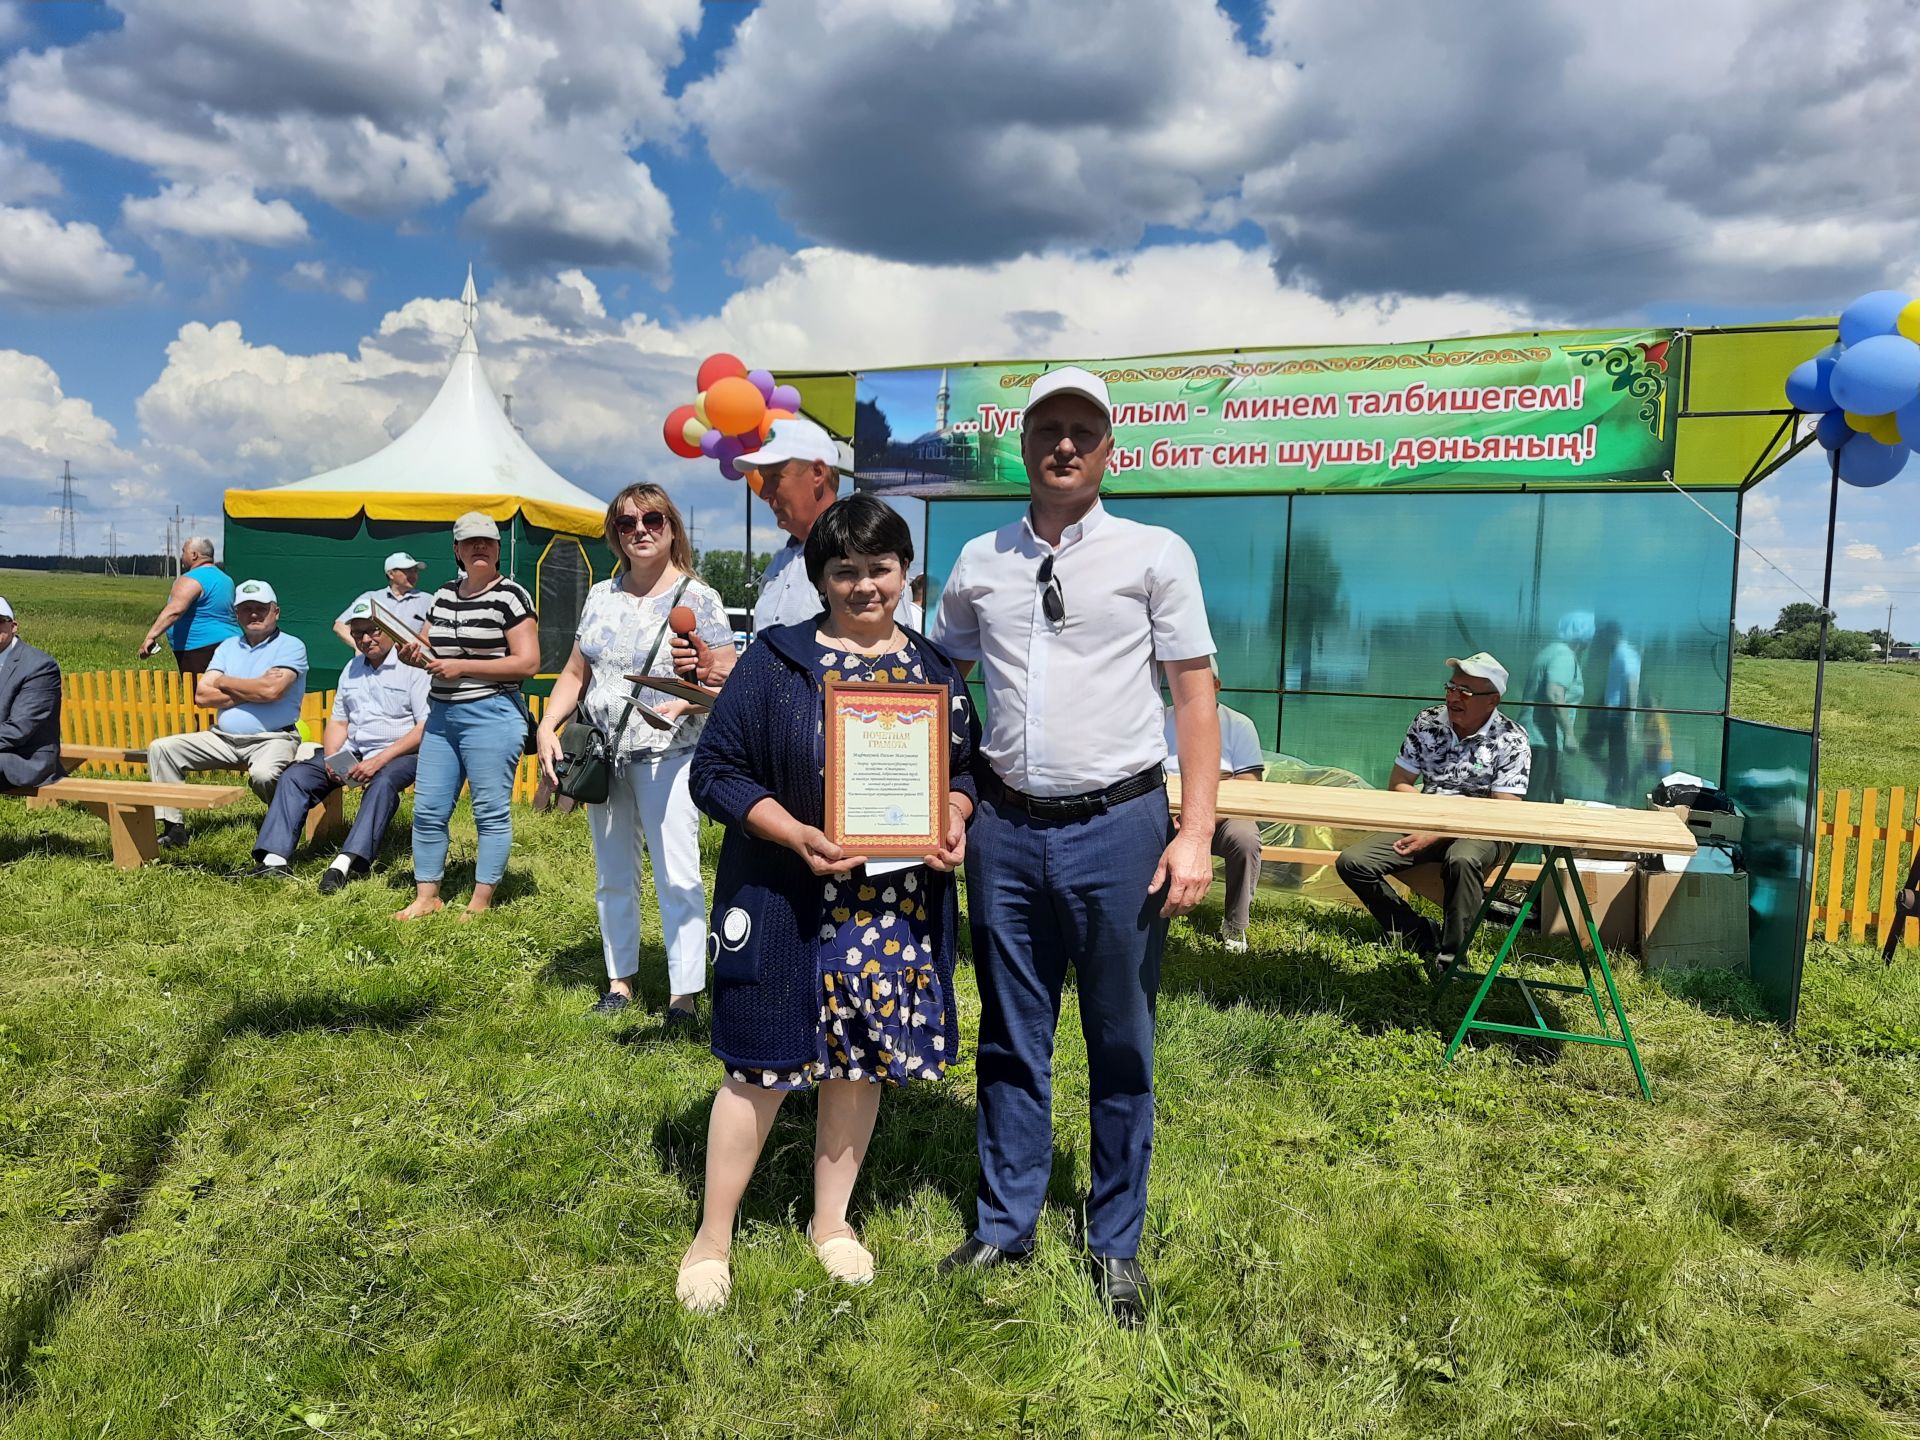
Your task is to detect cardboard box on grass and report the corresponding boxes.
[1639,870,1750,973]
[1538,859,1640,950]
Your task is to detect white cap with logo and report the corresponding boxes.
[234,579,278,606]
[344,598,375,623]
[738,416,841,471]
[0,596,12,620]
[1022,365,1112,423]
[1447,652,1510,696]
[384,551,424,572]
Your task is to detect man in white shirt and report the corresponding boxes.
[743,418,915,633]
[332,551,432,651]
[242,600,429,892]
[931,365,1219,1327]
[1162,658,1266,952]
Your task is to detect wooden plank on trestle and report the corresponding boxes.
[1824,790,1851,943]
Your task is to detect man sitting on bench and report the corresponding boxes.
[243,599,428,892]
[148,579,308,849]
[0,595,62,792]
[1335,653,1531,978]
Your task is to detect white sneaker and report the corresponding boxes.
[1221,928,1248,953]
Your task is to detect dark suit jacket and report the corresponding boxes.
[0,638,62,789]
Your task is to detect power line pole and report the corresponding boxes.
[105,524,119,577]
[51,461,85,561]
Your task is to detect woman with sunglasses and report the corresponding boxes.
[538,484,737,1023]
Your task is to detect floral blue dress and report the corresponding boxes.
[728,639,950,1091]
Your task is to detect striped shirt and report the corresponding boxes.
[425,577,536,705]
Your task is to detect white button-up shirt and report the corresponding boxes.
[754,536,919,633]
[931,501,1214,796]
[330,647,430,756]
[1163,702,1265,777]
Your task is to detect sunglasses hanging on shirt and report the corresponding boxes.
[1037,553,1066,625]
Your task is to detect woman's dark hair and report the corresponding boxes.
[803,493,913,588]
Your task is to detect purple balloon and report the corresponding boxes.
[699,427,725,458]
[747,368,777,402]
[717,457,742,482]
[713,433,749,463]
[769,383,802,412]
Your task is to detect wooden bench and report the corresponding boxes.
[55,744,346,847]
[15,775,250,867]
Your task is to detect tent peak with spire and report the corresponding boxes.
[221,265,613,679]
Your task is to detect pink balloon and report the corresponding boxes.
[747,368,776,402]
[768,383,802,411]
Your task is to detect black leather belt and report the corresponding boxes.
[988,765,1165,821]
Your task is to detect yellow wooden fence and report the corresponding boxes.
[59,669,552,805]
[1808,786,1920,947]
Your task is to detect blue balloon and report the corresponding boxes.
[1900,393,1920,454]
[1838,432,1909,487]
[1785,354,1838,412]
[1815,410,1855,450]
[1839,290,1913,346]
[1829,333,1920,416]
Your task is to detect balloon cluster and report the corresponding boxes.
[661,353,803,490]
[1786,290,1920,487]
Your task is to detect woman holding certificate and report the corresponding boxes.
[536,483,735,1023]
[677,493,980,1313]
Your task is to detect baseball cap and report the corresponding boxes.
[451,511,501,542]
[344,598,375,624]
[234,579,278,606]
[384,551,424,571]
[1023,365,1112,424]
[0,596,12,620]
[1447,652,1510,696]
[738,417,840,471]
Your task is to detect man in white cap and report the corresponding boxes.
[1335,652,1532,977]
[146,579,309,849]
[737,417,915,633]
[332,551,431,651]
[0,597,63,791]
[1161,656,1267,952]
[242,598,428,891]
[931,365,1219,1327]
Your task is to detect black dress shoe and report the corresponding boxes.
[156,822,189,850]
[937,1236,1033,1276]
[663,1004,699,1032]
[1089,1254,1151,1328]
[317,867,352,896]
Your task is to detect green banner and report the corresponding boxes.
[853,329,1678,496]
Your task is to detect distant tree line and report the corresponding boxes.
[1736,603,1892,662]
[0,553,172,576]
[692,548,771,610]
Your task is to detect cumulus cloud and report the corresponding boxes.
[0,138,57,203]
[0,204,141,306]
[2,0,699,274]
[688,0,1920,316]
[123,176,309,246]
[0,348,145,553]
[1845,542,1884,561]
[284,259,369,303]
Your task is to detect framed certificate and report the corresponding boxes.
[824,679,950,857]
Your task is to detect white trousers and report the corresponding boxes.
[586,746,708,994]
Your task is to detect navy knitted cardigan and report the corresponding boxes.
[689,620,982,1073]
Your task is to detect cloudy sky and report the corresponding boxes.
[2,0,1918,631]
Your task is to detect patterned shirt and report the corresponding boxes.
[424,577,536,704]
[575,575,733,757]
[1394,704,1532,797]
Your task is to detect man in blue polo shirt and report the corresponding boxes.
[244,598,428,890]
[147,579,309,849]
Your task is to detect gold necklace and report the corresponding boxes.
[818,626,901,656]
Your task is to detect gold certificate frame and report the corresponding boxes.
[823,679,950,857]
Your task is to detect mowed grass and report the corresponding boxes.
[0,568,175,675]
[0,571,1917,1436]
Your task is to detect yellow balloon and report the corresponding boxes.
[681,415,707,447]
[1899,298,1920,343]
[694,391,710,427]
[1846,410,1903,445]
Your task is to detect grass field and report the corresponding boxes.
[2,570,1918,1437]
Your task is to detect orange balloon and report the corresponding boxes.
[746,466,765,496]
[757,406,796,440]
[705,375,767,437]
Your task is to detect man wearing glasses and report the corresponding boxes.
[930,365,1219,1327]
[1334,653,1532,979]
